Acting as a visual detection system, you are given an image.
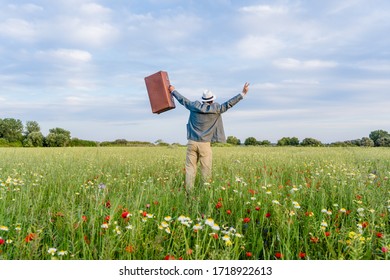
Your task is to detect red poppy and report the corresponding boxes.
[105,215,110,221]
[362,221,369,228]
[84,235,90,244]
[121,211,130,219]
[298,252,306,259]
[82,215,87,222]
[275,252,283,259]
[376,232,383,238]
[105,200,111,208]
[246,252,253,257]
[164,255,175,260]
[255,206,261,211]
[142,211,147,217]
[125,245,135,253]
[248,189,257,195]
[212,233,219,239]
[265,212,271,218]
[246,209,251,214]
[310,236,319,243]
[324,231,331,237]
[0,238,5,245]
[215,202,223,209]
[243,217,251,223]
[226,209,232,215]
[24,233,37,243]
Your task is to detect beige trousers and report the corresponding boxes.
[185,140,212,193]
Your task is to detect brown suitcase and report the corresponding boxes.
[144,71,175,114]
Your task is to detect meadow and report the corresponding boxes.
[0,146,389,260]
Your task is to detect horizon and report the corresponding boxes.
[1,0,389,144]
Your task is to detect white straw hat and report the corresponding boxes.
[202,90,216,102]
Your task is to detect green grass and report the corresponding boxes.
[0,146,389,260]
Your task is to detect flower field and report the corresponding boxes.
[0,146,389,260]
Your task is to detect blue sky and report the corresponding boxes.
[1,0,389,144]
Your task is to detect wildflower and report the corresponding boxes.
[165,227,171,234]
[243,217,251,223]
[266,191,272,195]
[48,248,57,255]
[101,223,109,229]
[82,215,87,222]
[105,200,111,208]
[121,211,131,219]
[225,240,233,246]
[326,210,332,215]
[0,238,4,245]
[98,183,106,189]
[289,211,296,216]
[164,255,175,260]
[222,235,230,241]
[226,209,232,215]
[58,250,68,256]
[272,200,280,205]
[275,252,283,259]
[205,218,214,227]
[215,202,223,209]
[348,232,357,239]
[235,233,244,238]
[0,225,9,231]
[325,231,331,237]
[255,206,260,211]
[376,232,383,238]
[212,223,220,231]
[126,245,135,253]
[146,213,154,219]
[125,224,133,230]
[298,252,306,259]
[339,208,347,213]
[160,221,169,228]
[320,220,328,227]
[246,252,253,258]
[25,233,37,243]
[265,212,271,218]
[186,249,194,255]
[310,237,319,243]
[382,246,389,253]
[193,224,203,231]
[15,225,21,231]
[105,215,110,222]
[211,233,219,239]
[361,221,369,228]
[164,216,172,222]
[305,211,314,217]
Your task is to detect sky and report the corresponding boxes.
[1,0,389,144]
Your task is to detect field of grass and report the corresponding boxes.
[0,146,389,260]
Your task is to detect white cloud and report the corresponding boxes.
[37,49,92,63]
[273,58,338,69]
[237,36,284,59]
[0,18,37,42]
[239,4,289,15]
[80,3,112,16]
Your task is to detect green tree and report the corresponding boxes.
[376,136,390,147]
[227,136,241,145]
[301,138,323,147]
[23,120,44,147]
[244,137,258,146]
[369,130,389,146]
[258,140,271,146]
[0,118,23,142]
[361,137,374,147]
[45,127,71,147]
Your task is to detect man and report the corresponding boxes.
[168,82,249,196]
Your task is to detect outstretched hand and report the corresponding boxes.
[242,82,250,95]
[168,85,175,93]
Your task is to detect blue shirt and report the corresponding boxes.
[171,90,244,143]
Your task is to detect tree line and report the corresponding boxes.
[1,117,389,147]
[227,129,390,147]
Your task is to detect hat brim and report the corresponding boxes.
[202,95,216,102]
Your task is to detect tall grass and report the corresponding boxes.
[0,146,389,260]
